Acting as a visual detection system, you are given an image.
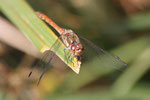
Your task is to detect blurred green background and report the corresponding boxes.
[0,0,150,100]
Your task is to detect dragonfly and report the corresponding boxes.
[28,11,127,86]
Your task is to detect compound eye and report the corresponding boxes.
[71,45,76,50]
[72,47,75,50]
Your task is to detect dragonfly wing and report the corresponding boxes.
[28,37,61,86]
[79,36,127,71]
[36,50,55,86]
[28,50,52,78]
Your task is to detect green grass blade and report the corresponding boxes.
[0,0,80,72]
[43,84,150,100]
[128,12,150,30]
[111,47,150,97]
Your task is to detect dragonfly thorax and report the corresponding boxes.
[61,29,79,46]
[62,29,83,56]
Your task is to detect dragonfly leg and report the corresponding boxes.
[71,55,75,67]
[68,53,73,63]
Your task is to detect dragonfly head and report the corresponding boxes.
[75,43,84,56]
[71,43,83,56]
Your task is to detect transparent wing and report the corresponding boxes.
[28,37,61,86]
[79,36,127,71]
